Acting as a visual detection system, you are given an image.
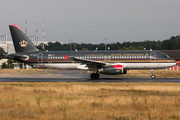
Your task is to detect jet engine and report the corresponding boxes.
[99,65,127,75]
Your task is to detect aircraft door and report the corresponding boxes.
[150,52,156,62]
[37,53,43,63]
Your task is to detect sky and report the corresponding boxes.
[1,0,180,44]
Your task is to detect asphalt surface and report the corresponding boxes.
[0,76,180,83]
[0,70,179,82]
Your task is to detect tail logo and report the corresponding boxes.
[19,40,28,47]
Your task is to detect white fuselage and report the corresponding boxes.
[31,62,176,70]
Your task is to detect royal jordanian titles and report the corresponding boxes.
[7,25,176,79]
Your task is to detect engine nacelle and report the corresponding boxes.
[99,65,127,75]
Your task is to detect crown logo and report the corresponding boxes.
[19,40,28,47]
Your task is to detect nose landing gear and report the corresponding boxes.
[151,69,155,79]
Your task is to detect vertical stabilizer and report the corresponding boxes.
[9,25,39,52]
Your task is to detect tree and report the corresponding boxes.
[0,47,6,59]
[42,34,180,51]
[122,47,127,50]
[36,45,44,51]
[1,59,13,68]
[1,62,7,68]
[137,46,144,50]
[128,46,136,50]
[81,48,88,51]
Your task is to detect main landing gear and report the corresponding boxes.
[151,69,155,79]
[90,72,100,79]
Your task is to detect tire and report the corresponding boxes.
[90,73,96,79]
[90,73,100,79]
[95,73,100,78]
[151,75,155,79]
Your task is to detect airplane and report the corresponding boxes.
[7,25,176,79]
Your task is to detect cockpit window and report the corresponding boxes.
[161,54,170,58]
[166,55,170,58]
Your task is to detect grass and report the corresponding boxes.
[0,82,180,119]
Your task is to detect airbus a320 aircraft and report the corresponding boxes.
[7,25,176,79]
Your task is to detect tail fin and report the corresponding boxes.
[9,25,39,52]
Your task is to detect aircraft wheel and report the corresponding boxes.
[151,75,155,79]
[90,73,100,79]
[90,73,96,79]
[95,73,100,78]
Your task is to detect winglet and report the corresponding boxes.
[63,54,69,60]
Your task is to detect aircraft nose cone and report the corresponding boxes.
[173,59,177,66]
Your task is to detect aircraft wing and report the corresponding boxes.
[72,57,106,65]
[63,54,106,69]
